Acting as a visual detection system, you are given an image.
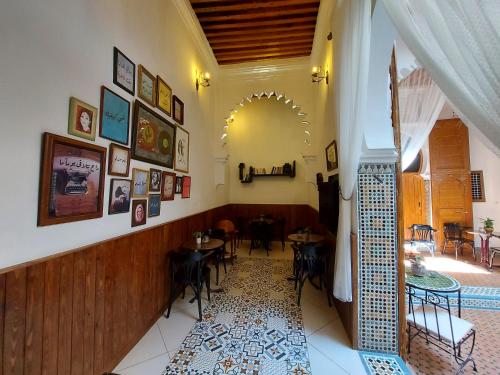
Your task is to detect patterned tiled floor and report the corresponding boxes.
[359,352,412,375]
[164,256,311,374]
[113,242,366,375]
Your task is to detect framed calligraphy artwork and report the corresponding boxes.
[181,176,191,199]
[68,97,97,141]
[38,133,107,226]
[148,194,161,217]
[99,86,130,145]
[108,143,130,177]
[108,179,131,215]
[325,140,338,171]
[132,168,149,198]
[174,126,189,173]
[161,171,175,201]
[113,47,135,96]
[131,199,147,227]
[131,100,176,168]
[156,75,172,116]
[138,64,156,107]
[173,95,184,125]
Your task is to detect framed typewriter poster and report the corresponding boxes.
[38,132,107,226]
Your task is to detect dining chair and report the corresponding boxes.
[165,251,211,321]
[210,228,228,284]
[296,245,331,307]
[406,286,477,374]
[275,216,286,251]
[249,220,272,256]
[215,219,237,263]
[443,223,463,259]
[409,224,437,256]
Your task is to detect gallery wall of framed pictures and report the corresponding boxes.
[37,45,193,229]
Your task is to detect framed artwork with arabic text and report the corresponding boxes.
[156,75,172,116]
[38,132,106,226]
[131,100,176,168]
[99,86,130,145]
[131,168,149,198]
[173,95,184,125]
[138,64,156,107]
[108,143,130,177]
[148,194,161,217]
[113,47,135,95]
[174,126,189,173]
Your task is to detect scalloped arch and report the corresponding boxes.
[220,91,312,146]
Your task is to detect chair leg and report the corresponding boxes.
[222,254,227,274]
[205,275,211,302]
[215,256,220,285]
[297,276,306,306]
[166,289,174,318]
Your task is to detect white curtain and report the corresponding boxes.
[383,0,500,156]
[333,0,371,302]
[399,69,446,170]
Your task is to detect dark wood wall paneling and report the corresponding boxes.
[0,203,354,374]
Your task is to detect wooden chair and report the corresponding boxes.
[296,245,331,307]
[275,217,286,251]
[249,220,272,256]
[165,251,210,321]
[443,223,463,259]
[215,219,237,263]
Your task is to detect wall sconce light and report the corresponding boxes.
[196,71,211,91]
[311,66,328,84]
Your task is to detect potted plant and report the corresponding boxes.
[192,231,203,245]
[411,255,426,276]
[481,218,494,234]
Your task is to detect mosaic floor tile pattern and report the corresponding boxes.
[359,352,412,375]
[162,257,311,375]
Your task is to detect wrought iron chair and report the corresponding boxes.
[166,251,211,321]
[275,216,286,251]
[406,286,477,374]
[210,228,228,285]
[296,245,331,307]
[443,223,463,259]
[215,219,237,263]
[249,220,272,256]
[488,246,500,268]
[409,224,437,256]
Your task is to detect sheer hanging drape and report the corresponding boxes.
[383,0,500,155]
[333,0,371,302]
[399,69,446,170]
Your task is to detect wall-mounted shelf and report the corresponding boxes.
[239,161,296,183]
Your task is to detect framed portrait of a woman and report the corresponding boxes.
[68,97,98,141]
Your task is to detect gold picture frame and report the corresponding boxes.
[138,64,157,107]
[156,75,172,116]
[68,97,98,141]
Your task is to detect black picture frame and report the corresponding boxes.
[173,95,184,125]
[113,47,135,96]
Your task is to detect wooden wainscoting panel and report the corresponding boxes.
[71,252,86,375]
[42,259,60,375]
[57,254,74,375]
[4,269,27,375]
[0,274,5,375]
[24,264,45,375]
[83,247,96,375]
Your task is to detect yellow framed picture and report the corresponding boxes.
[156,75,172,116]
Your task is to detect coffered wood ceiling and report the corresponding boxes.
[189,0,320,65]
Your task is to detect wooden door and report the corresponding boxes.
[402,173,426,240]
[429,119,473,248]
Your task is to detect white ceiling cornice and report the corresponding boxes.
[172,0,219,74]
[310,0,336,65]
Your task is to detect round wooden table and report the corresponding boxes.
[182,238,224,252]
[288,233,325,244]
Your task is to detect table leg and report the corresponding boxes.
[458,289,461,318]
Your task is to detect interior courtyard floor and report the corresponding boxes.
[407,249,500,374]
[113,241,367,375]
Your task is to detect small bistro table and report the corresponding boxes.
[465,229,500,269]
[288,233,325,245]
[405,269,462,317]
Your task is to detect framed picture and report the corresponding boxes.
[173,95,184,125]
[38,132,106,226]
[149,168,162,192]
[325,140,338,171]
[131,100,176,168]
[113,47,135,95]
[156,76,172,116]
[131,199,147,227]
[181,176,191,199]
[131,168,149,198]
[161,171,175,201]
[175,175,183,194]
[68,97,98,141]
[108,179,131,215]
[138,64,156,107]
[148,194,161,217]
[174,126,189,173]
[108,143,130,177]
[99,86,130,145]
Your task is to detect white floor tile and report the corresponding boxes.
[118,353,170,375]
[157,309,198,352]
[307,320,367,375]
[114,324,167,371]
[308,343,350,375]
[302,301,338,336]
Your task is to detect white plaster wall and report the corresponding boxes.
[0,0,222,269]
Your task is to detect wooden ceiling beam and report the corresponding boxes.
[218,52,310,65]
[215,45,311,59]
[191,0,319,13]
[197,9,318,23]
[208,31,314,45]
[202,17,316,30]
[211,38,313,51]
[204,24,315,39]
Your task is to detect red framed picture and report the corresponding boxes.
[182,176,191,198]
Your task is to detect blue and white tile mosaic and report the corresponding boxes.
[359,351,412,375]
[413,285,500,311]
[357,163,399,353]
[163,258,311,375]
